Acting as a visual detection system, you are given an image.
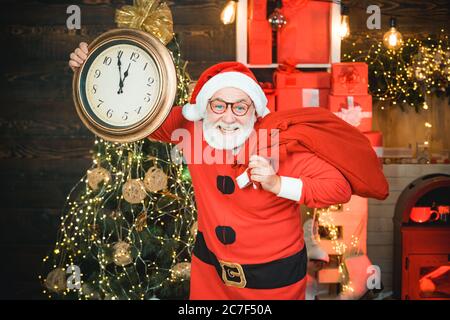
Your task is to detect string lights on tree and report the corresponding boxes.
[41,0,198,299]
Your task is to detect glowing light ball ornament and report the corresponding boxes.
[221,1,237,25]
[339,5,350,40]
[383,17,403,50]
[113,241,133,266]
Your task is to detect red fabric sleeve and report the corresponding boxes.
[147,106,187,144]
[290,152,352,208]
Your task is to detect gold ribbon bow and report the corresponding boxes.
[115,0,174,45]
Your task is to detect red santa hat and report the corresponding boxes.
[182,62,270,121]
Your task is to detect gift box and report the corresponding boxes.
[274,68,331,110]
[364,131,383,159]
[248,19,272,65]
[260,82,277,113]
[329,95,373,132]
[248,0,267,20]
[331,63,368,95]
[277,0,331,64]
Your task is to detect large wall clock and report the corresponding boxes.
[73,28,177,142]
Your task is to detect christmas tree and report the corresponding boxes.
[40,0,197,300]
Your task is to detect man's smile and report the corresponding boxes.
[218,125,239,134]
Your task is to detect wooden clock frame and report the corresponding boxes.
[72,28,177,143]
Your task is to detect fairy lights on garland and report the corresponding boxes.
[343,30,450,110]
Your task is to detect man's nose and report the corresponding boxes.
[221,108,236,124]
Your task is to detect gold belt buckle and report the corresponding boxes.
[219,260,247,288]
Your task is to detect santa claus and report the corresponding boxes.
[70,44,388,300]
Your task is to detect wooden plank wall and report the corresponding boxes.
[0,0,448,299]
[0,0,234,299]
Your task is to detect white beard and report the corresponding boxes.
[203,112,256,151]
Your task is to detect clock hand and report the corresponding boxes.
[122,63,131,83]
[120,63,131,92]
[117,51,124,94]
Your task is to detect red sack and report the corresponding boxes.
[278,0,331,64]
[233,107,389,200]
[248,19,272,64]
[329,95,373,132]
[274,65,330,110]
[331,63,369,95]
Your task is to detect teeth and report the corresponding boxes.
[217,125,239,133]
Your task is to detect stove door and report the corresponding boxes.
[407,254,450,300]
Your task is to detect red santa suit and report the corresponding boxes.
[149,62,387,300]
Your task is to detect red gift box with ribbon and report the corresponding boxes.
[248,0,267,20]
[277,0,331,64]
[260,82,277,113]
[274,65,331,110]
[248,19,272,64]
[329,95,373,132]
[331,63,369,95]
[363,131,383,160]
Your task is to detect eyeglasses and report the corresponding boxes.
[208,98,253,117]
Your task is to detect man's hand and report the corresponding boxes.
[248,155,281,195]
[69,42,89,72]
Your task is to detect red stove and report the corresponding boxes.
[393,174,450,300]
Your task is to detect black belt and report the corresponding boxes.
[193,231,307,289]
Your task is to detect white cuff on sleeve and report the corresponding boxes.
[277,176,303,202]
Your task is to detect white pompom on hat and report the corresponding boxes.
[182,61,270,121]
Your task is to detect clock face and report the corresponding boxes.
[80,40,161,129]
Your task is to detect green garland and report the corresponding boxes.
[343,31,450,111]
